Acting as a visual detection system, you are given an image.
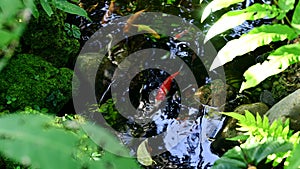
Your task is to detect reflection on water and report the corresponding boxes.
[114,64,225,168]
[72,1,228,168]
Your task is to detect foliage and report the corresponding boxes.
[64,23,81,39]
[285,142,300,169]
[0,112,140,169]
[97,99,127,130]
[0,54,73,114]
[212,111,300,168]
[0,0,33,72]
[137,138,155,166]
[22,5,80,68]
[212,139,293,169]
[32,0,90,20]
[201,0,300,92]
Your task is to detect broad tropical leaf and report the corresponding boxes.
[210,24,298,71]
[54,0,89,19]
[201,0,244,22]
[29,2,40,18]
[82,122,141,168]
[291,1,300,34]
[89,151,141,169]
[241,140,293,165]
[240,43,300,92]
[81,123,132,157]
[212,141,292,169]
[278,0,295,13]
[285,142,300,169]
[276,0,296,19]
[0,114,82,169]
[40,0,53,16]
[204,4,279,43]
[211,146,248,169]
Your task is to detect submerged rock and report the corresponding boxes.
[266,89,300,131]
[0,54,73,114]
[259,90,275,106]
[234,102,269,116]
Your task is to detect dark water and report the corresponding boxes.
[67,0,274,168]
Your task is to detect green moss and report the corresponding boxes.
[0,54,73,114]
[21,3,80,68]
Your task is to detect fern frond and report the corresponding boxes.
[223,111,300,166]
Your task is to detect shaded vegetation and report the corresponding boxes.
[21,4,80,68]
[0,54,73,114]
[0,0,299,168]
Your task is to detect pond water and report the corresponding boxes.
[69,0,273,168]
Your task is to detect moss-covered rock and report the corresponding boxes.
[21,4,80,68]
[0,54,73,114]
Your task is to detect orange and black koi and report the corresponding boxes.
[155,71,180,104]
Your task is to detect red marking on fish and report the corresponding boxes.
[174,30,188,40]
[155,71,180,103]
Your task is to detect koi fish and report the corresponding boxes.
[123,9,146,33]
[155,71,180,104]
[173,30,188,40]
[132,24,160,39]
[102,1,116,24]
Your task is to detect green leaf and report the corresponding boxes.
[256,113,262,127]
[54,0,89,19]
[0,30,14,48]
[289,132,300,144]
[269,120,278,136]
[278,0,295,13]
[30,2,40,18]
[167,0,176,5]
[0,114,82,169]
[262,115,269,130]
[245,111,256,124]
[222,112,246,122]
[137,139,154,166]
[291,1,300,34]
[81,123,141,169]
[240,43,300,92]
[226,135,249,141]
[211,146,248,169]
[40,0,53,16]
[282,126,290,139]
[276,0,295,20]
[81,123,132,158]
[89,151,141,169]
[204,4,279,43]
[201,0,244,22]
[249,141,292,165]
[210,24,298,71]
[285,142,300,169]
